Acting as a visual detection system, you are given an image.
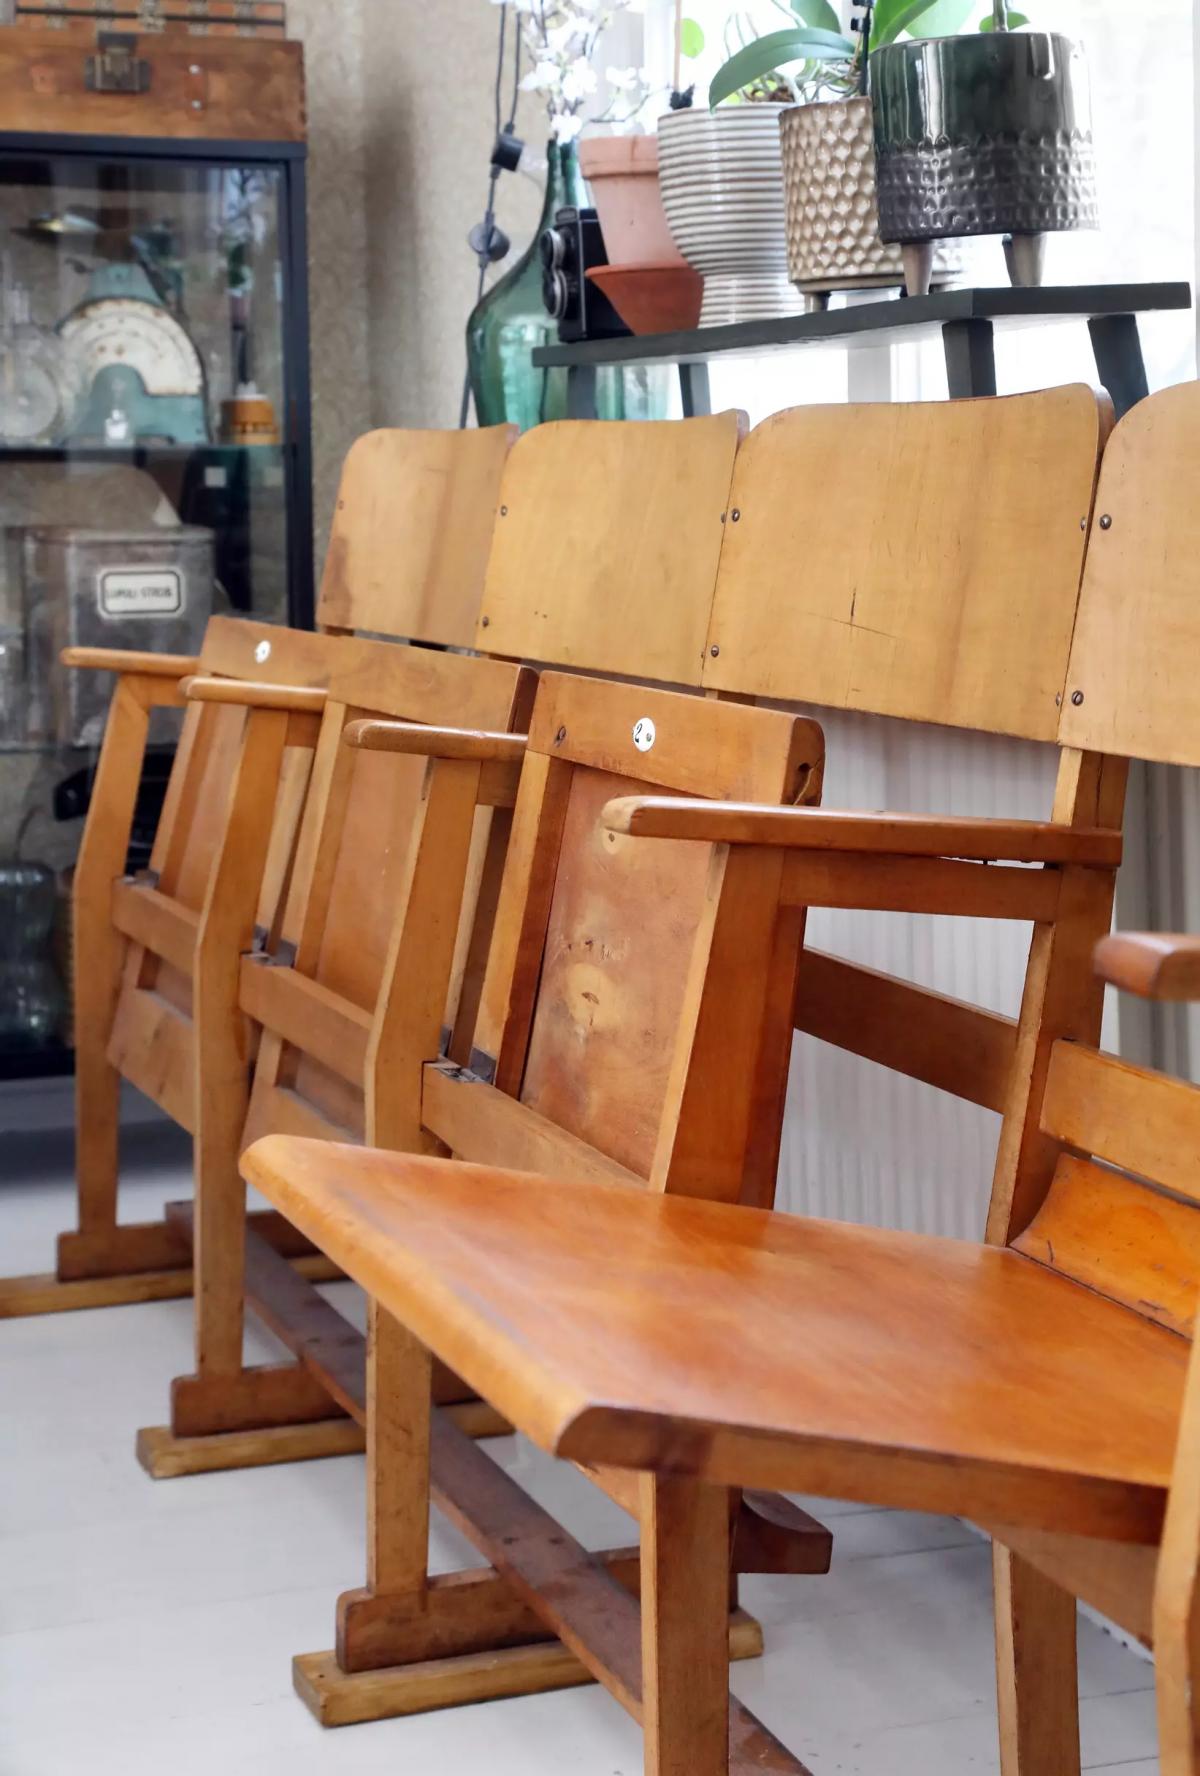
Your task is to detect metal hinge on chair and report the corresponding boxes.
[86,33,152,94]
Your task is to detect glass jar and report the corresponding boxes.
[467,140,668,432]
[0,860,67,1050]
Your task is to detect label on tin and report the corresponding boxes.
[97,566,184,620]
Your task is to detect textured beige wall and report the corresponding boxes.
[360,0,543,432]
[288,0,372,563]
[290,0,545,558]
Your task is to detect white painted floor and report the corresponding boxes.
[1,1130,1159,1775]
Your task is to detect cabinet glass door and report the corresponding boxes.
[0,143,309,1072]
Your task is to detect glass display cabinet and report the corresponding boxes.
[0,24,311,1079]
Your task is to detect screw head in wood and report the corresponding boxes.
[731,509,741,522]
[710,645,720,657]
[499,505,508,516]
[1079,517,1086,531]
[1099,514,1112,530]
[555,725,567,744]
[480,616,490,627]
[1055,693,1062,706]
[1071,690,1085,706]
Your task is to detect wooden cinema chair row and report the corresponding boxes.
[243,378,1200,1775]
[157,381,1109,1483]
[231,379,1115,1741]
[0,421,517,1318]
[241,371,1200,1761]
[0,411,742,1332]
[136,414,745,1477]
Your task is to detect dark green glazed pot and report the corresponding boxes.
[871,33,1098,245]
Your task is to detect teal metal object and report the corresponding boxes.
[59,261,210,446]
[467,142,668,431]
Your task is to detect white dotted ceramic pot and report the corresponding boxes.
[779,97,964,297]
[657,105,806,328]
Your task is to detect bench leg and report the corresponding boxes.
[642,1474,731,1776]
[994,1541,1081,1776]
[0,676,197,1321]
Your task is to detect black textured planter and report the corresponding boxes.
[871,33,1098,292]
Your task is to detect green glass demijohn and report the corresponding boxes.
[467,140,668,431]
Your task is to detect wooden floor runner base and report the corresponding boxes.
[294,1609,765,1730]
[0,1251,342,1323]
[135,1398,512,1480]
[0,1268,193,1318]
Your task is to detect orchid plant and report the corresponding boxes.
[709,0,1031,108]
[493,0,653,141]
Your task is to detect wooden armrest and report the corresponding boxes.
[601,801,1123,868]
[1095,933,1200,1001]
[61,647,200,678]
[345,720,528,763]
[183,677,328,714]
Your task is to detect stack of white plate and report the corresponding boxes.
[657,106,807,328]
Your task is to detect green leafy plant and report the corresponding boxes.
[708,0,1029,109]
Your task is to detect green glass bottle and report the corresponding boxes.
[467,139,668,431]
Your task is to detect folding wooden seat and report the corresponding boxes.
[133,412,748,1479]
[0,423,514,1320]
[248,666,831,1736]
[250,927,1199,1774]
[241,383,1112,1749]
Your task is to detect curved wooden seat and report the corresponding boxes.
[244,1135,1187,1547]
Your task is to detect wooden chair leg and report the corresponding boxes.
[994,1541,1081,1776]
[641,1474,731,1776]
[336,1302,435,1673]
[1153,1334,1200,1776]
[139,708,342,1468]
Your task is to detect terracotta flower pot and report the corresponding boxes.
[586,264,703,336]
[779,97,963,298]
[657,106,807,328]
[578,135,684,269]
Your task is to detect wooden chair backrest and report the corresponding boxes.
[424,671,825,1210]
[1013,1037,1200,1339]
[1058,381,1200,768]
[316,424,515,646]
[474,413,744,685]
[148,616,348,925]
[1010,382,1200,1335]
[151,422,515,921]
[257,414,753,1143]
[248,642,534,1141]
[702,386,1106,741]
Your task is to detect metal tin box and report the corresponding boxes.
[24,523,214,748]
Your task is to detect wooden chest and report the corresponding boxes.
[0,24,304,139]
[13,2,286,37]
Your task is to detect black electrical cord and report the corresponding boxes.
[459,4,525,427]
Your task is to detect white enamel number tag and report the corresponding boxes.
[254,640,272,664]
[632,717,656,753]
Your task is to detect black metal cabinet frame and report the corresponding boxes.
[0,130,315,627]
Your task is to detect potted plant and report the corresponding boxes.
[466,0,669,427]
[577,15,709,334]
[704,1,973,306]
[872,0,1097,293]
[657,9,810,329]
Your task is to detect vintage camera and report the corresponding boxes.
[539,206,630,344]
